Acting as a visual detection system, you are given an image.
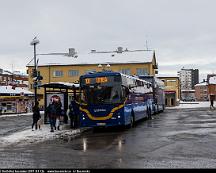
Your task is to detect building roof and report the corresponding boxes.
[209,76,216,84]
[26,50,156,67]
[0,86,33,95]
[195,82,208,87]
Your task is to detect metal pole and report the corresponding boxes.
[33,43,37,104]
[30,37,39,106]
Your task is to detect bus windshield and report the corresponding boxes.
[82,84,122,105]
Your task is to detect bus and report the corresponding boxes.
[79,71,155,128]
[138,75,165,114]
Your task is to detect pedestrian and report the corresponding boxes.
[69,101,75,129]
[46,102,57,132]
[69,99,80,129]
[55,101,62,130]
[32,101,41,131]
[210,95,215,110]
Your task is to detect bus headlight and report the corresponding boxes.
[83,117,85,120]
[118,116,121,118]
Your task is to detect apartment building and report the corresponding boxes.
[178,68,199,90]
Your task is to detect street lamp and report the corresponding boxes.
[30,37,40,105]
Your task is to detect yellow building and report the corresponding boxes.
[156,75,180,107]
[26,48,158,107]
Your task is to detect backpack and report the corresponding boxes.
[49,104,57,115]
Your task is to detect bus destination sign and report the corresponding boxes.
[85,77,108,84]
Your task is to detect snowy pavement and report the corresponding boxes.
[0,102,212,147]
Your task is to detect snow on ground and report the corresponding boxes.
[166,101,211,109]
[0,111,44,118]
[0,124,81,147]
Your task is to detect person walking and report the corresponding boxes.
[68,100,76,129]
[55,101,62,130]
[210,95,215,110]
[47,102,57,132]
[32,101,41,131]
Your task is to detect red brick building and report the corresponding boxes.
[195,81,208,101]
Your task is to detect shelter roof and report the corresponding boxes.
[41,82,79,89]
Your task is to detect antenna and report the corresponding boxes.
[146,40,149,51]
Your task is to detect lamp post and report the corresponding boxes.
[30,37,40,105]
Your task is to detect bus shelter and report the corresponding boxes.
[41,82,80,124]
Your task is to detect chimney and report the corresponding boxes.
[68,48,76,57]
[117,47,123,53]
[91,50,96,53]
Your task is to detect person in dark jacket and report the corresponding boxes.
[32,101,41,131]
[47,102,57,132]
[210,95,215,110]
[69,99,80,129]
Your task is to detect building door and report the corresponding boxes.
[171,98,174,106]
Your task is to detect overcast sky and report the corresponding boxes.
[0,0,215,80]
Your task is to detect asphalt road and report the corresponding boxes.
[1,107,216,168]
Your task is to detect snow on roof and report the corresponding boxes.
[209,76,216,84]
[2,70,12,75]
[195,82,208,87]
[26,51,154,67]
[0,86,33,95]
[156,74,179,78]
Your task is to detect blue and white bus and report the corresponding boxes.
[138,75,165,114]
[79,71,154,128]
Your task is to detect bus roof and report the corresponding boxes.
[80,71,121,78]
[80,71,152,85]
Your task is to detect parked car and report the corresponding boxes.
[182,97,196,102]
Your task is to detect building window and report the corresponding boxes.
[68,70,79,77]
[120,69,131,75]
[136,68,148,76]
[53,70,63,77]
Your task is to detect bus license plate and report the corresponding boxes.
[97,123,106,126]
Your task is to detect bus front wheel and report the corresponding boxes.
[126,112,135,129]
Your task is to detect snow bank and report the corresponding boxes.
[0,124,81,147]
[166,101,210,109]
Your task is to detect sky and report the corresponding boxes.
[0,0,216,81]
